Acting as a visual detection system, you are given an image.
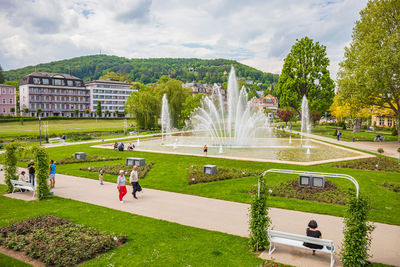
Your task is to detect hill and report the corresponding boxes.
[3,55,278,86]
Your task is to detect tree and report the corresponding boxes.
[182,94,205,122]
[105,110,110,117]
[114,110,119,117]
[24,108,29,116]
[0,65,4,84]
[85,109,89,117]
[99,72,131,82]
[337,0,400,142]
[125,84,160,129]
[311,111,322,127]
[36,108,42,117]
[10,107,15,115]
[277,109,295,126]
[74,109,79,117]
[96,101,102,117]
[276,37,335,116]
[155,76,191,127]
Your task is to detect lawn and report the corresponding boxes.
[0,253,31,267]
[291,124,397,142]
[24,142,400,226]
[0,185,264,266]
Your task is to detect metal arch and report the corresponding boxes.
[262,169,359,198]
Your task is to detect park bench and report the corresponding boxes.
[10,179,36,199]
[268,230,335,267]
[49,137,64,144]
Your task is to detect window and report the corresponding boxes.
[379,117,385,126]
[388,118,393,126]
[2,99,5,104]
[9,89,13,94]
[53,79,64,86]
[2,88,5,94]
[75,81,82,87]
[2,108,5,113]
[42,79,49,85]
[33,78,41,84]
[9,99,12,104]
[67,80,73,86]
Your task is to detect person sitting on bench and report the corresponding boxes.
[303,219,323,255]
[118,142,125,151]
[113,142,119,150]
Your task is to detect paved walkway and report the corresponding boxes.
[0,168,399,267]
[292,130,400,159]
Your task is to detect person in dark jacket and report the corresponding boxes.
[303,219,323,255]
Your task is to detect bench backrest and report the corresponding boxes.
[10,179,34,188]
[268,230,334,247]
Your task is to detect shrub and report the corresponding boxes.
[249,176,271,251]
[188,165,261,185]
[0,215,124,267]
[392,127,398,136]
[381,181,400,193]
[55,155,121,165]
[334,158,399,172]
[81,162,154,179]
[341,194,375,266]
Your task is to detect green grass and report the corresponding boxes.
[28,142,400,225]
[0,185,264,266]
[291,124,397,142]
[0,253,31,267]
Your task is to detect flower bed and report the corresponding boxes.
[381,181,400,193]
[249,180,348,205]
[188,165,260,185]
[0,215,126,267]
[21,155,121,165]
[81,162,154,179]
[334,157,399,172]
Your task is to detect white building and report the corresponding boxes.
[85,79,136,117]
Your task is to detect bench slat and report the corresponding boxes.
[268,230,334,247]
[270,237,332,253]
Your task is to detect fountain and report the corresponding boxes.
[191,66,267,147]
[301,95,310,134]
[161,94,172,143]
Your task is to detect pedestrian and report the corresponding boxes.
[113,142,119,150]
[49,160,56,188]
[203,144,208,156]
[118,142,125,151]
[117,170,127,203]
[19,171,27,192]
[129,165,141,199]
[99,170,104,185]
[336,130,340,141]
[27,159,35,186]
[303,219,323,255]
[61,134,66,144]
[339,131,342,140]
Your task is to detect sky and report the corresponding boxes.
[0,0,368,79]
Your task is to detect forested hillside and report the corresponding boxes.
[3,55,278,85]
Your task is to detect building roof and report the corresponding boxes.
[85,79,132,86]
[22,72,82,80]
[0,84,16,87]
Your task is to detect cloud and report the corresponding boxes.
[0,0,368,80]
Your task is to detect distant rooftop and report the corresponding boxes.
[22,72,82,80]
[0,84,16,87]
[85,78,132,86]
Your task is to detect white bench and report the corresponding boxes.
[49,137,64,144]
[268,230,335,267]
[10,179,36,199]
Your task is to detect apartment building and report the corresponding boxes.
[85,79,135,117]
[0,84,17,116]
[19,72,89,117]
[251,94,279,113]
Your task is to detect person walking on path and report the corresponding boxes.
[117,170,127,203]
[27,159,35,186]
[303,219,323,255]
[129,165,140,199]
[49,160,56,188]
[203,145,208,156]
[99,170,104,185]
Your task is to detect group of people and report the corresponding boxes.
[98,165,142,203]
[375,134,385,142]
[18,159,56,189]
[113,142,135,151]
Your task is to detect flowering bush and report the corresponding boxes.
[334,157,399,172]
[188,165,261,185]
[81,162,154,179]
[0,215,126,267]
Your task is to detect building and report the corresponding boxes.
[0,84,16,116]
[19,72,89,117]
[182,82,225,98]
[251,94,279,113]
[85,79,135,117]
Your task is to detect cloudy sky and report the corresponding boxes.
[0,0,367,78]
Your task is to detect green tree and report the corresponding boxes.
[36,108,42,117]
[114,110,119,117]
[125,84,160,129]
[99,72,131,82]
[182,94,205,121]
[155,76,191,127]
[85,109,89,117]
[105,110,110,117]
[96,101,102,117]
[276,37,335,115]
[74,109,79,117]
[0,65,4,84]
[337,0,400,142]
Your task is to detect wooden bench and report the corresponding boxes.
[49,137,64,144]
[268,230,335,267]
[10,179,36,199]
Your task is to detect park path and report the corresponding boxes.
[292,130,400,159]
[0,168,399,267]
